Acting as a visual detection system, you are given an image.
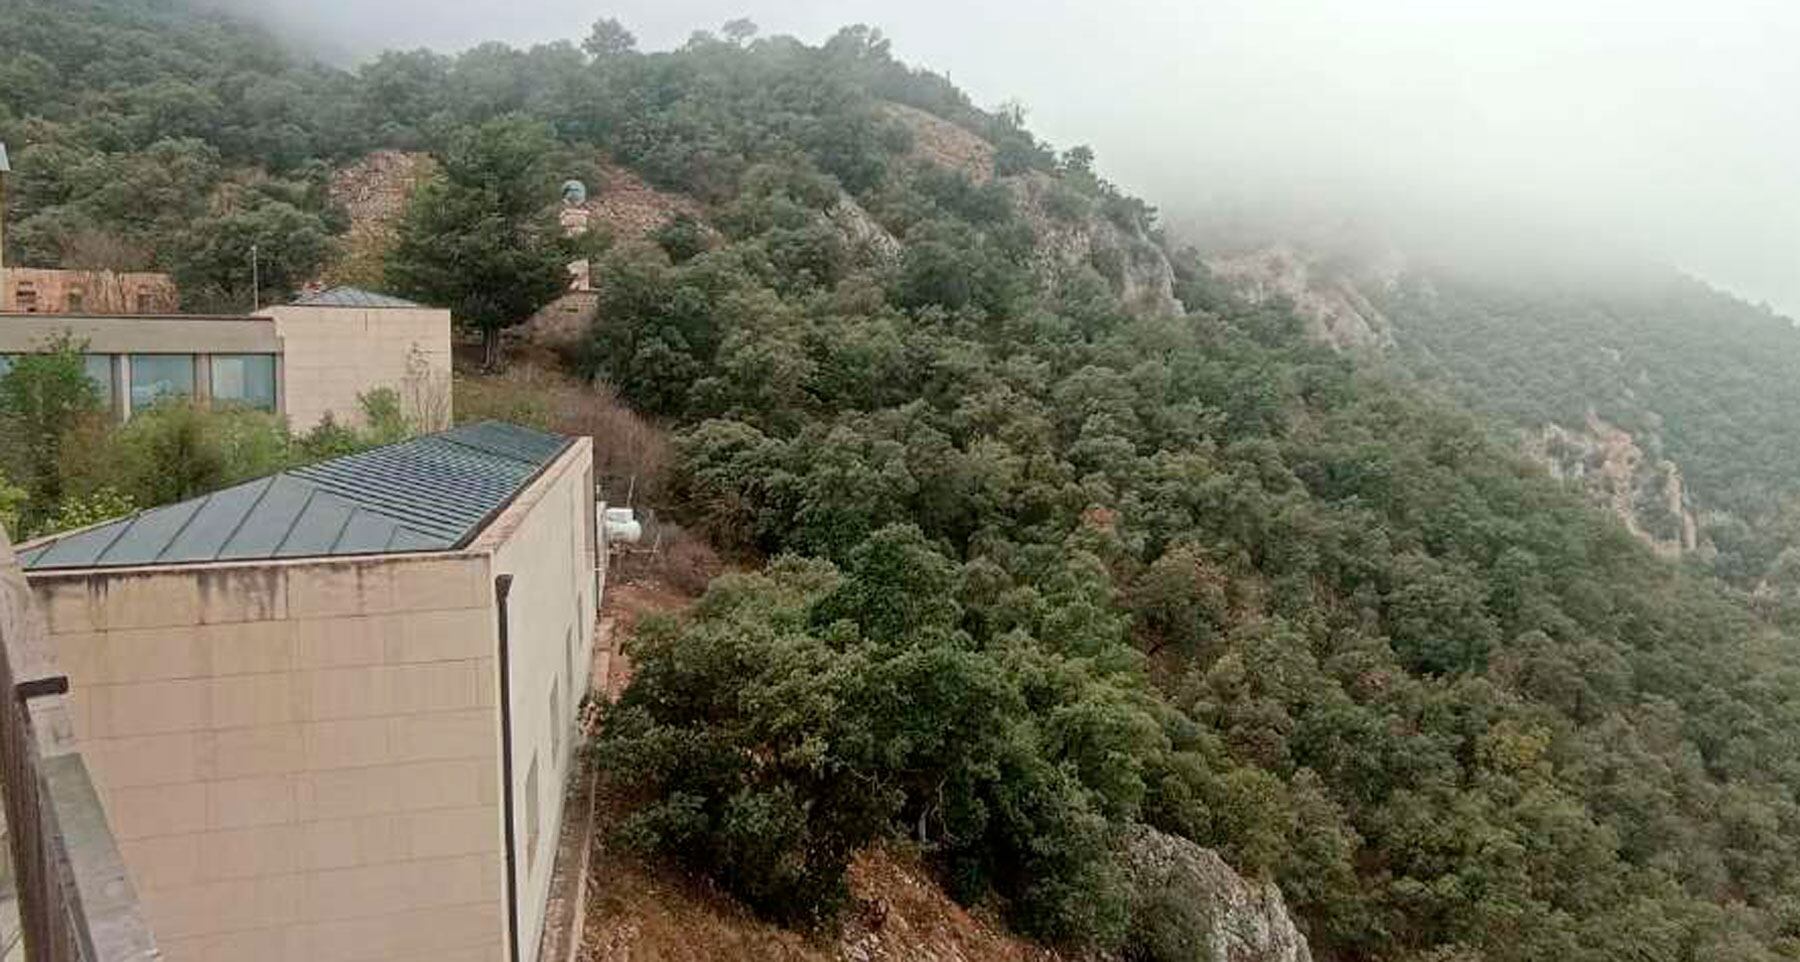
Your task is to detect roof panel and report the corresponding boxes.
[19,422,570,572]
[96,499,207,567]
[290,286,424,309]
[33,521,132,569]
[216,476,317,560]
[159,478,273,563]
[273,494,356,557]
[332,510,415,555]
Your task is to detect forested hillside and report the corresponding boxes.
[6,3,1800,961]
[1201,235,1800,605]
[1376,262,1800,593]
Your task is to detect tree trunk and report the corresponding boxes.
[482,326,501,372]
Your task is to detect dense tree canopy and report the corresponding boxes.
[5,3,1800,960]
[1378,262,1800,598]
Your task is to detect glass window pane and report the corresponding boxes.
[83,355,112,410]
[209,355,276,412]
[129,355,194,410]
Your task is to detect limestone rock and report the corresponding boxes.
[829,193,902,267]
[1524,411,1699,557]
[1204,245,1396,351]
[1013,172,1184,318]
[1122,827,1311,962]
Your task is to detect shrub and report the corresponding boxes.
[595,529,1159,949]
[0,336,105,531]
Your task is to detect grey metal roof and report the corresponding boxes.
[19,422,572,571]
[291,286,424,309]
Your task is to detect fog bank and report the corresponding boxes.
[208,0,1800,315]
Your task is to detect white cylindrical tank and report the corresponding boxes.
[602,506,642,545]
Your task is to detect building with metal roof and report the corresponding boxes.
[0,282,451,430]
[19,422,570,571]
[19,423,604,962]
[291,285,424,309]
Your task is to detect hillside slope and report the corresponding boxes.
[1201,239,1800,596]
[9,5,1800,962]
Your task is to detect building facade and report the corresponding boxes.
[0,286,451,431]
[0,268,181,315]
[17,423,600,962]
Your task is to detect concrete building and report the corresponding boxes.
[0,286,451,431]
[15,422,601,962]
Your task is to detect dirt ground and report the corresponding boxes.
[582,842,1078,962]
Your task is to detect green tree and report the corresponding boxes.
[386,115,569,368]
[583,18,638,58]
[173,199,334,312]
[0,337,104,533]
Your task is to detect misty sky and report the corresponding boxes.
[217,0,1800,316]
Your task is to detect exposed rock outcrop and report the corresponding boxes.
[884,101,997,182]
[830,193,903,267]
[1524,412,1699,557]
[322,150,434,287]
[1014,173,1184,317]
[1204,245,1396,350]
[563,160,711,240]
[1122,827,1311,962]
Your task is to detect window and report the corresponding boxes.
[134,291,154,314]
[15,284,37,312]
[523,754,540,875]
[84,356,113,410]
[210,355,277,411]
[550,679,562,759]
[129,355,194,411]
[66,288,84,313]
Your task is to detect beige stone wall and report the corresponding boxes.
[30,554,507,962]
[266,304,452,433]
[476,438,597,962]
[0,268,179,314]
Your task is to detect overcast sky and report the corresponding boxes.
[217,0,1800,315]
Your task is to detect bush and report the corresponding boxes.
[596,529,1170,949]
[0,336,105,532]
[79,400,292,507]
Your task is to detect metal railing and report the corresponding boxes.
[0,531,158,962]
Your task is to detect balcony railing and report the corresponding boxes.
[0,530,158,962]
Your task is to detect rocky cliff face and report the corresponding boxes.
[884,101,1183,317]
[1204,245,1397,350]
[1197,241,1712,558]
[1013,172,1184,317]
[1122,827,1312,962]
[1525,412,1699,557]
